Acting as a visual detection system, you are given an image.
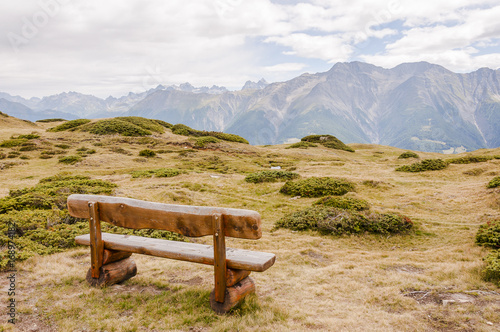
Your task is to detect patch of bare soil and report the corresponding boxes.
[403,289,500,306]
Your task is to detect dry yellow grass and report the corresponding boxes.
[0,116,499,331]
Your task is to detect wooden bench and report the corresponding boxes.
[68,194,276,314]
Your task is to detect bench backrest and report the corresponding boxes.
[67,194,262,239]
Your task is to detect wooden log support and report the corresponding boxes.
[210,277,255,314]
[213,213,226,303]
[88,202,103,279]
[103,249,132,265]
[86,257,137,287]
[226,269,251,287]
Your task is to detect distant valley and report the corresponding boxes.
[1,61,499,153]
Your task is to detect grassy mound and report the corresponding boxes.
[274,206,413,235]
[58,155,82,164]
[245,170,300,183]
[171,124,249,144]
[487,176,500,188]
[131,168,183,178]
[115,116,166,133]
[138,149,156,157]
[447,156,493,164]
[0,174,183,270]
[280,177,355,197]
[194,136,220,148]
[398,151,419,159]
[47,119,91,132]
[78,119,152,136]
[396,159,448,172]
[286,141,317,149]
[483,250,500,286]
[0,139,28,148]
[314,196,369,211]
[36,118,67,123]
[301,135,354,152]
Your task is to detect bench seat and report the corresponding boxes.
[75,233,276,272]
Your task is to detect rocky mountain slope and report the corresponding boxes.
[1,62,499,152]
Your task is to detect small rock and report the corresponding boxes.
[271,166,281,169]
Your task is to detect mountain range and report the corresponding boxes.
[1,61,499,153]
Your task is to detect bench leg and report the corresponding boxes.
[209,276,255,314]
[86,256,137,287]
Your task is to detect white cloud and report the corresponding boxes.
[0,0,499,98]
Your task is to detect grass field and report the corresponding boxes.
[0,116,499,331]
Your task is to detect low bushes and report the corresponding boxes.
[280,177,355,197]
[301,135,354,152]
[396,159,448,172]
[138,149,156,157]
[58,155,82,164]
[447,156,493,164]
[476,219,500,286]
[0,139,27,148]
[171,124,249,144]
[487,176,500,189]
[115,116,166,133]
[0,174,182,270]
[314,196,369,211]
[398,151,419,159]
[286,141,317,149]
[245,170,300,183]
[36,118,66,123]
[483,251,500,286]
[274,206,413,235]
[79,119,152,136]
[47,119,91,132]
[194,136,220,148]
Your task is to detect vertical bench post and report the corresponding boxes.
[212,213,226,303]
[88,201,104,278]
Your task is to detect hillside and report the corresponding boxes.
[0,116,499,331]
[1,62,500,153]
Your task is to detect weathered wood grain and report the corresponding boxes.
[86,257,137,287]
[88,202,103,279]
[67,194,261,239]
[75,233,276,272]
[213,214,226,303]
[103,249,132,265]
[226,269,251,287]
[210,277,256,314]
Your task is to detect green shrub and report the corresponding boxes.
[172,124,198,136]
[47,119,91,132]
[483,250,500,286]
[279,177,355,197]
[194,136,220,148]
[487,177,500,189]
[0,139,28,148]
[398,151,419,159]
[55,144,71,149]
[396,159,448,172]
[153,119,173,129]
[131,168,182,178]
[274,206,413,235]
[286,141,318,149]
[245,170,300,183]
[314,196,369,211]
[115,116,165,133]
[78,119,152,136]
[7,152,20,158]
[447,156,493,164]
[36,118,66,123]
[171,124,249,144]
[138,149,156,157]
[301,135,354,152]
[476,220,500,248]
[0,175,187,270]
[19,145,38,152]
[11,134,40,140]
[205,131,249,144]
[58,155,82,164]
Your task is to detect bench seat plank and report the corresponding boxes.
[75,233,275,272]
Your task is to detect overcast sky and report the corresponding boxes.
[1,0,500,99]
